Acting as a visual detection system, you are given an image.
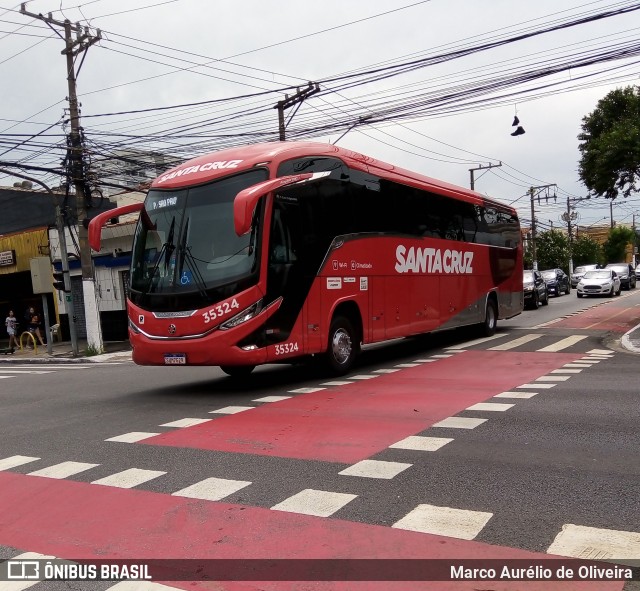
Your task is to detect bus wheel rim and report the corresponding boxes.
[488,304,496,328]
[332,328,352,365]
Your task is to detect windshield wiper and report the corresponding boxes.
[145,217,176,293]
[177,217,208,298]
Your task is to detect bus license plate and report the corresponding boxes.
[164,354,186,365]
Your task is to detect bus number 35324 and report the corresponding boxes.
[202,298,240,323]
[275,342,299,355]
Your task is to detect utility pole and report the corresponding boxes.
[55,206,79,356]
[633,213,637,267]
[529,184,557,271]
[20,4,103,351]
[610,199,615,228]
[274,82,320,141]
[562,195,579,275]
[469,162,502,190]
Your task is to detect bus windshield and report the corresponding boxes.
[130,169,267,304]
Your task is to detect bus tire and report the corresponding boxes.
[480,297,498,337]
[325,316,360,375]
[220,365,255,378]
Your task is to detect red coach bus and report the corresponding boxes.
[89,141,523,375]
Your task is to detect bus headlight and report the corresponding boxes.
[219,300,263,330]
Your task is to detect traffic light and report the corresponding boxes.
[52,270,69,292]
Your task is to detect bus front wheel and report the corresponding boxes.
[220,365,255,378]
[480,298,498,337]
[325,316,360,375]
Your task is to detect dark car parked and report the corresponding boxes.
[605,263,636,290]
[541,268,570,296]
[523,269,549,309]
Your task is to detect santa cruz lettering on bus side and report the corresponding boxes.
[157,159,243,184]
[394,245,474,274]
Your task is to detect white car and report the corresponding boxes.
[571,264,598,288]
[576,269,621,298]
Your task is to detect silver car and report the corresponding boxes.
[576,269,621,298]
[571,264,598,288]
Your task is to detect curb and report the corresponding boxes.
[621,322,640,354]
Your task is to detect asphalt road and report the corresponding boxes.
[1,290,639,591]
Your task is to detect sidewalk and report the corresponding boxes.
[0,338,132,364]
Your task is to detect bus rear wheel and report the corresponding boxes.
[480,298,498,337]
[325,316,360,375]
[220,365,255,378]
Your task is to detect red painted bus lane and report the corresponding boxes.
[144,351,583,463]
[0,472,621,591]
[551,300,640,332]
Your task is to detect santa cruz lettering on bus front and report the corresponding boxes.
[395,245,474,274]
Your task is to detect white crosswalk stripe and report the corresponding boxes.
[537,335,588,352]
[488,333,544,350]
[0,364,96,381]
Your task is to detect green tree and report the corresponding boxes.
[535,229,570,272]
[578,86,640,199]
[602,226,635,263]
[571,234,601,267]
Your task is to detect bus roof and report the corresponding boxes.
[150,141,516,214]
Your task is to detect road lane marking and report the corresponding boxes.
[389,436,453,451]
[535,375,571,382]
[392,504,493,540]
[105,432,161,443]
[172,477,251,501]
[347,375,379,380]
[271,489,357,517]
[91,468,166,489]
[547,524,640,565]
[372,368,401,373]
[208,406,254,414]
[563,363,596,368]
[466,402,514,412]
[585,307,632,329]
[395,363,421,368]
[517,383,556,389]
[488,333,544,350]
[413,359,437,362]
[0,369,53,374]
[0,455,40,471]
[252,395,293,402]
[159,418,212,428]
[432,417,487,429]
[338,459,412,479]
[537,335,588,352]
[430,354,453,358]
[288,387,326,393]
[586,349,613,355]
[447,333,507,349]
[494,391,537,399]
[550,369,582,374]
[28,461,99,479]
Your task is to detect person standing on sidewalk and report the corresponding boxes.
[24,306,45,347]
[5,310,18,351]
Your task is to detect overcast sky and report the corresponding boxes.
[1,0,639,231]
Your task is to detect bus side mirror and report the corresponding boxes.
[88,202,144,251]
[233,173,314,236]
